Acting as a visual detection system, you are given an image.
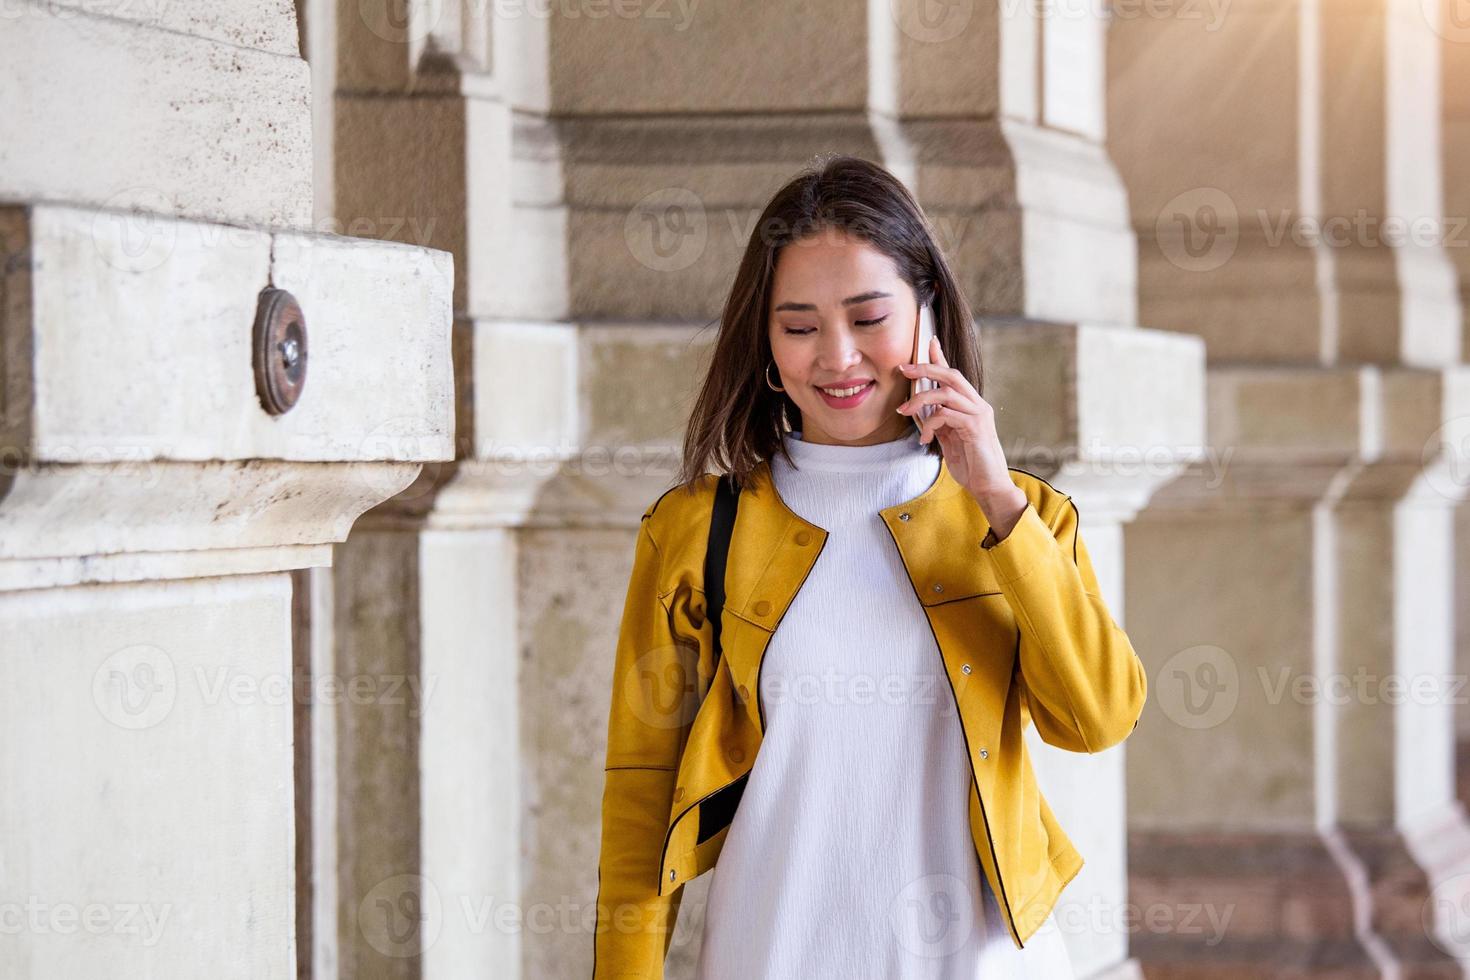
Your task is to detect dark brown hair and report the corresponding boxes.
[676,153,982,493]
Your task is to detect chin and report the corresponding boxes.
[846,420,896,440]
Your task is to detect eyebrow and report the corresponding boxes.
[772,290,892,313]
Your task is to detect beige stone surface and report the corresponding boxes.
[579,324,715,452]
[420,529,521,977]
[0,5,459,974]
[549,1,862,113]
[471,320,579,459]
[520,522,625,980]
[46,0,301,55]
[4,204,454,464]
[1126,509,1320,830]
[0,5,312,228]
[982,320,1206,484]
[0,574,296,978]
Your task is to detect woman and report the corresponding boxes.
[592,155,1147,979]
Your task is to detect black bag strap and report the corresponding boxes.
[704,473,740,668]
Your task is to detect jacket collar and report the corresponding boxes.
[717,452,995,730]
[741,448,982,541]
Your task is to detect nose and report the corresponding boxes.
[815,330,862,374]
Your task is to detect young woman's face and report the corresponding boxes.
[767,229,919,447]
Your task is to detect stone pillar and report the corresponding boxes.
[1109,0,1470,973]
[1441,0,1470,826]
[0,3,454,978]
[1435,0,1470,359]
[323,1,713,976]
[319,1,544,977]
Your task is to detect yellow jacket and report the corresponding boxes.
[592,455,1147,978]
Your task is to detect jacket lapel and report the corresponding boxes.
[717,460,825,732]
[715,454,999,733]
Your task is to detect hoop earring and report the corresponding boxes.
[765,361,785,392]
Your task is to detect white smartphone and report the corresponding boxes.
[910,303,938,435]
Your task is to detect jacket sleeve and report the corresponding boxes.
[983,491,1147,753]
[592,511,695,979]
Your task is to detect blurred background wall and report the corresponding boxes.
[2,0,1468,978]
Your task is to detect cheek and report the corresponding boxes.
[874,330,914,370]
[769,337,803,377]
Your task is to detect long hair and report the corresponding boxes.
[675,153,982,493]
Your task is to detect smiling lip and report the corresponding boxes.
[814,379,876,409]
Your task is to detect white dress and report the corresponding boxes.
[694,429,1076,980]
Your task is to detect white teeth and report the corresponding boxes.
[820,382,870,398]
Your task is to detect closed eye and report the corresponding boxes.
[782,314,889,335]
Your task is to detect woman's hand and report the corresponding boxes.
[897,336,1029,539]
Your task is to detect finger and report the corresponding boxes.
[900,368,979,413]
[930,335,948,368]
[899,360,965,390]
[899,384,967,415]
[918,404,959,445]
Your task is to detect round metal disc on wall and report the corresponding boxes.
[252,286,307,415]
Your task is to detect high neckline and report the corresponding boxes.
[778,428,930,474]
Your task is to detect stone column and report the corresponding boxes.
[320,1,547,977]
[0,3,454,978]
[1442,0,1470,828]
[1109,0,1470,974]
[323,1,710,977]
